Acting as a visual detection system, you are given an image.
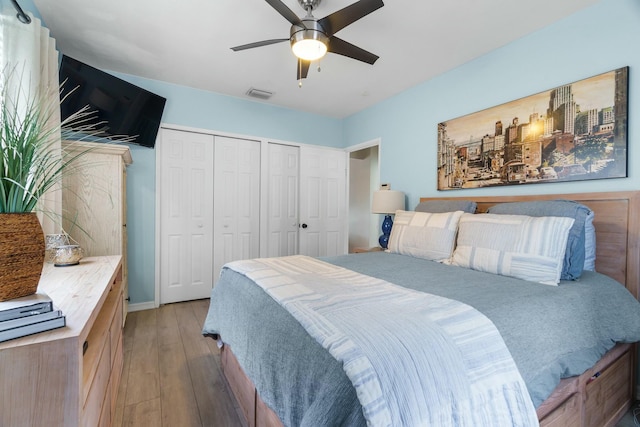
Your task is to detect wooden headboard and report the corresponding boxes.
[420,191,640,299]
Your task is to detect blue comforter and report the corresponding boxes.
[203,252,640,426]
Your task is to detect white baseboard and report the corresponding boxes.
[127,301,157,312]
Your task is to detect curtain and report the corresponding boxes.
[0,6,61,234]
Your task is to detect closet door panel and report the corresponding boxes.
[213,136,260,285]
[266,143,299,257]
[159,129,214,303]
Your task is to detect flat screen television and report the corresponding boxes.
[59,55,166,148]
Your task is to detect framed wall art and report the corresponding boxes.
[437,67,628,190]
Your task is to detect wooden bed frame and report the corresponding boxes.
[217,191,640,427]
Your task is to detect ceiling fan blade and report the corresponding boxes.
[265,0,302,25]
[318,0,384,36]
[327,37,379,65]
[297,59,310,80]
[231,39,289,51]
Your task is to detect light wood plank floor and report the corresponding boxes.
[113,299,246,427]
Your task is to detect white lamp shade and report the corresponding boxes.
[372,190,405,214]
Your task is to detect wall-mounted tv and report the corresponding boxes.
[59,55,166,148]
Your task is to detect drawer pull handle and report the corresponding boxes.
[83,340,89,355]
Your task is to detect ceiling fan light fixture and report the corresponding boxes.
[290,21,329,61]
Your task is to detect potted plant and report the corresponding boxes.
[0,73,131,301]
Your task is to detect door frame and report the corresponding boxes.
[346,138,381,251]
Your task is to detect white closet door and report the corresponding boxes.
[267,143,299,257]
[299,146,348,257]
[213,136,261,285]
[159,129,214,304]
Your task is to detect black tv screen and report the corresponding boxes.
[59,55,166,148]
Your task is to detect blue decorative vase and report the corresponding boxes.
[378,214,393,249]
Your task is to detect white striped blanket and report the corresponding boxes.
[225,255,538,427]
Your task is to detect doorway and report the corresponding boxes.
[348,142,380,253]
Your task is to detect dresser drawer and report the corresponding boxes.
[110,333,124,418]
[110,292,123,365]
[82,340,111,427]
[83,274,122,405]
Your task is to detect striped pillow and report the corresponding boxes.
[451,213,575,285]
[388,210,463,262]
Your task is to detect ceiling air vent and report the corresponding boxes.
[246,88,273,100]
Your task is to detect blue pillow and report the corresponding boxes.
[487,200,592,280]
[415,200,477,214]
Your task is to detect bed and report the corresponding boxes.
[203,191,640,427]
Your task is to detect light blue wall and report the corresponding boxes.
[344,0,640,211]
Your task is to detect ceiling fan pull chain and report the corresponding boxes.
[317,60,321,73]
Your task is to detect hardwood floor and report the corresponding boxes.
[113,299,246,427]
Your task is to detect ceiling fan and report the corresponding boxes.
[231,0,384,83]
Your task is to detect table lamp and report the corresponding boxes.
[371,189,405,249]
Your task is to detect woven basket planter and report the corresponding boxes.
[0,213,45,301]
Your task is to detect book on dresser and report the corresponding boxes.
[0,311,66,342]
[0,291,54,322]
[0,308,64,332]
[0,292,66,342]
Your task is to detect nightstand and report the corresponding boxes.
[352,247,383,253]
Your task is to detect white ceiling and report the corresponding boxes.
[34,0,599,119]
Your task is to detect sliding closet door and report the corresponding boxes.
[213,136,261,285]
[299,146,348,257]
[158,129,214,304]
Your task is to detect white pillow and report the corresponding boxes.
[451,213,575,285]
[388,210,463,262]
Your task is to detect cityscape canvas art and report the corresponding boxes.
[437,67,628,190]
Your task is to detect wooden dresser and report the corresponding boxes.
[0,256,124,427]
